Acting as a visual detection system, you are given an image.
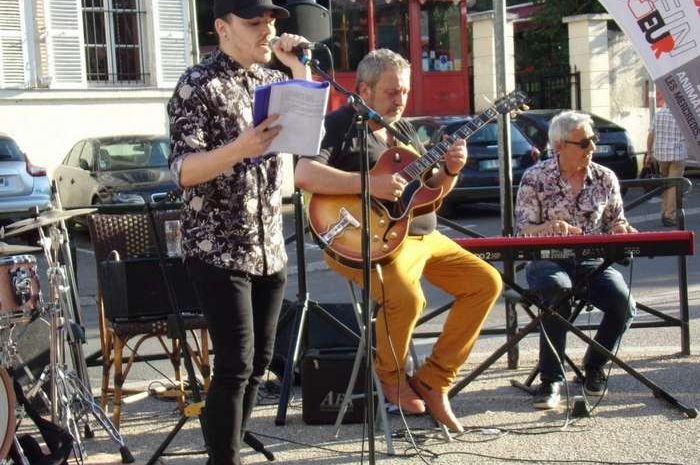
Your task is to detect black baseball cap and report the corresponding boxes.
[213,0,290,19]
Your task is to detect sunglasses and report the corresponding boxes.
[564,133,599,150]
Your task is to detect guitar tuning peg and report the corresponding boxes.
[521,103,530,111]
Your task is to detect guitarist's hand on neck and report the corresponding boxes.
[428,137,468,191]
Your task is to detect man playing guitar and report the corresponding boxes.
[295,49,502,433]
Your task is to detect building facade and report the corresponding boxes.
[0,0,193,172]
[0,0,653,175]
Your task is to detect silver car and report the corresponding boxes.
[0,133,52,221]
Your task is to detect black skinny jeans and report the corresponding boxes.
[187,258,286,465]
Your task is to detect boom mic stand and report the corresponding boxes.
[297,56,411,464]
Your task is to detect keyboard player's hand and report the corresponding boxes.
[548,220,582,236]
[611,222,637,234]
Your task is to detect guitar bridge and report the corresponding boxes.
[319,207,360,246]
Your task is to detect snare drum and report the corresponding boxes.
[0,368,15,459]
[0,255,41,327]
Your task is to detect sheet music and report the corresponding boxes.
[253,79,330,156]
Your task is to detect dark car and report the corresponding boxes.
[54,135,177,209]
[512,109,638,181]
[0,133,52,221]
[405,115,541,212]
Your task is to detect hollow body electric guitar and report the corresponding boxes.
[308,90,529,268]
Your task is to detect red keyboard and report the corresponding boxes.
[454,231,695,261]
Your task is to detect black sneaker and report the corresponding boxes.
[532,380,562,410]
[584,365,608,396]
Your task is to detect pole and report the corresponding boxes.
[494,0,518,368]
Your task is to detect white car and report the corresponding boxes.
[0,133,51,222]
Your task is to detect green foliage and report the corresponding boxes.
[517,1,606,73]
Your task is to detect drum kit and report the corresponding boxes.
[0,205,132,464]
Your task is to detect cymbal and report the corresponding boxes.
[1,208,97,238]
[0,242,41,255]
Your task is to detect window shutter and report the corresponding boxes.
[0,0,27,88]
[152,0,191,89]
[45,0,86,88]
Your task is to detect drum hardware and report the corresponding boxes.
[3,200,133,463]
[0,244,41,256]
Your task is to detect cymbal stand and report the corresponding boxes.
[49,185,92,389]
[32,222,134,463]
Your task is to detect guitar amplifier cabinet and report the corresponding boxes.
[99,257,200,321]
[301,348,375,425]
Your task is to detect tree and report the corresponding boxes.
[516,1,606,72]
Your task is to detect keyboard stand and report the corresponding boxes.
[447,259,698,418]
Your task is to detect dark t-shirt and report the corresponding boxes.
[312,105,437,235]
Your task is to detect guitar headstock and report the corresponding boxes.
[494,90,530,115]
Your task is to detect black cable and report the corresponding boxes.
[248,428,687,465]
[375,264,432,465]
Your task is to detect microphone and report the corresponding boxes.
[268,36,326,54]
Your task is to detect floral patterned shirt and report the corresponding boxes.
[515,155,629,236]
[168,48,288,275]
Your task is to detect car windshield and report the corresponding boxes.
[97,139,170,171]
[0,137,25,161]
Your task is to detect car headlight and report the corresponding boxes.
[113,192,146,204]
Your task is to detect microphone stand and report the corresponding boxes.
[301,56,405,464]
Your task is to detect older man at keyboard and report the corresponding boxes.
[514,110,637,410]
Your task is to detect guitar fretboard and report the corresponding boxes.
[399,100,516,182]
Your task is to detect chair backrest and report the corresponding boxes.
[87,213,158,261]
[87,210,195,321]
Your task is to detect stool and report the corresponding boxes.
[333,281,395,455]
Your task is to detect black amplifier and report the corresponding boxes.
[301,348,375,425]
[99,257,200,321]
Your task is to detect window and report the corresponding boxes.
[0,137,24,162]
[82,0,147,84]
[374,1,409,58]
[331,0,369,72]
[420,2,462,72]
[79,142,96,170]
[65,141,86,167]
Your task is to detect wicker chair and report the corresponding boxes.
[87,210,210,429]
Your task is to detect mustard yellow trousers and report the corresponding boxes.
[326,230,502,393]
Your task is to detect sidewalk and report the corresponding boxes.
[68,348,699,465]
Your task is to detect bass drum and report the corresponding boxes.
[0,368,16,459]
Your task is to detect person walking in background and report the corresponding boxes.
[646,100,687,227]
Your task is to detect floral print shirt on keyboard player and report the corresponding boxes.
[515,156,630,236]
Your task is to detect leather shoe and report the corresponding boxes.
[380,378,426,415]
[409,377,464,433]
[661,216,676,227]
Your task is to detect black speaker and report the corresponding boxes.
[301,347,373,425]
[307,302,360,349]
[99,257,200,321]
[270,300,360,382]
[276,1,331,42]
